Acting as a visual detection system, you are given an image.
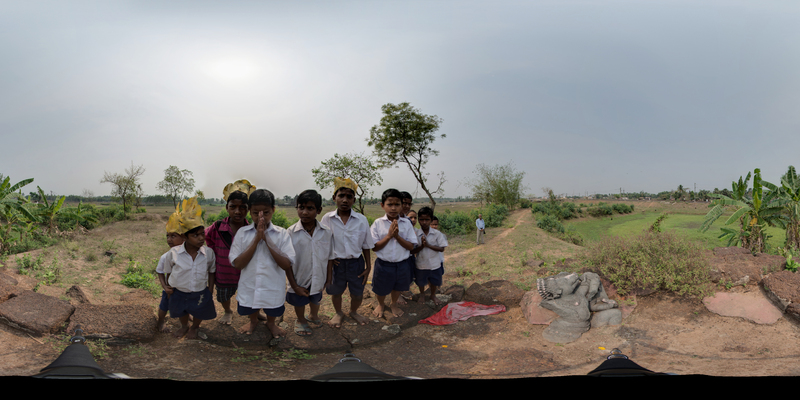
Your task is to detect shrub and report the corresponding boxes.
[536,214,564,233]
[438,209,474,235]
[120,260,160,296]
[581,231,713,297]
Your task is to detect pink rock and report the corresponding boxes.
[702,291,783,324]
[520,291,558,325]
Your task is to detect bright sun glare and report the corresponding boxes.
[205,58,257,82]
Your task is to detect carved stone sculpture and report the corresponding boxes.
[537,272,622,343]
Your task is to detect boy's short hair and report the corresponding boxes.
[333,186,356,198]
[248,189,275,208]
[381,188,402,204]
[297,189,322,211]
[408,209,416,215]
[417,206,433,219]
[226,190,249,206]
[400,191,412,202]
[432,215,439,222]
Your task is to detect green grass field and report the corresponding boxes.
[565,207,785,252]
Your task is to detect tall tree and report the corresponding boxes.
[465,162,528,209]
[311,152,383,215]
[157,165,195,207]
[367,102,445,211]
[101,162,146,215]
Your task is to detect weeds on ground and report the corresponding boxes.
[16,253,61,290]
[120,260,160,296]
[581,230,713,297]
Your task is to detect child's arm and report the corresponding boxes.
[157,273,173,296]
[231,217,266,270]
[208,272,215,296]
[359,249,371,285]
[285,268,308,297]
[411,235,425,254]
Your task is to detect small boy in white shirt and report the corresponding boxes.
[287,190,334,336]
[411,207,448,305]
[157,197,217,340]
[229,189,298,342]
[370,188,418,318]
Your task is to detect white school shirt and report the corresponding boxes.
[288,220,334,295]
[229,222,296,309]
[370,215,418,263]
[320,210,374,259]
[161,243,216,293]
[414,227,448,270]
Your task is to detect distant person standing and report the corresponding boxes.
[476,214,485,244]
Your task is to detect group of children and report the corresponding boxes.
[155,178,448,341]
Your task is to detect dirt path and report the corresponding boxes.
[446,209,529,260]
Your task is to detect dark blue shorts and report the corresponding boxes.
[286,291,323,307]
[371,257,412,296]
[414,266,444,287]
[238,304,285,317]
[214,284,237,303]
[168,288,217,320]
[326,255,367,297]
[159,290,169,312]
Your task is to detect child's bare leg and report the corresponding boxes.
[294,304,308,325]
[308,303,321,324]
[349,296,368,325]
[429,285,440,305]
[239,312,259,335]
[218,300,234,325]
[373,295,387,318]
[174,315,190,338]
[157,309,170,333]
[186,317,203,339]
[328,294,345,328]
[417,284,427,303]
[389,291,404,318]
[265,315,286,338]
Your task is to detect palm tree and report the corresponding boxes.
[701,168,783,253]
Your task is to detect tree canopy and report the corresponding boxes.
[101,162,145,214]
[156,165,195,207]
[311,152,382,214]
[465,162,528,209]
[367,102,445,210]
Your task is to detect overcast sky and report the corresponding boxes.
[2,1,799,201]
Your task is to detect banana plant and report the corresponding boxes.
[763,165,800,251]
[700,168,783,253]
[0,176,38,253]
[34,186,66,234]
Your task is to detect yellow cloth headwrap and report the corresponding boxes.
[178,196,204,232]
[334,177,358,194]
[166,205,184,234]
[223,179,257,201]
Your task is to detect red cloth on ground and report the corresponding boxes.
[418,301,506,325]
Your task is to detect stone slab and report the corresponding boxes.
[0,290,75,335]
[702,291,783,324]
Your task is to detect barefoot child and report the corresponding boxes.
[411,207,448,305]
[155,212,186,333]
[229,189,298,342]
[287,190,334,336]
[205,180,255,325]
[320,178,374,327]
[370,188,417,318]
[158,197,217,340]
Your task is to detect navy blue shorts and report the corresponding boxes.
[214,284,237,303]
[168,288,217,320]
[326,255,367,297]
[238,304,285,317]
[371,257,412,296]
[286,291,323,307]
[159,290,169,312]
[414,266,444,287]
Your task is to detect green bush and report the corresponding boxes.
[532,201,579,220]
[438,209,474,235]
[536,214,564,233]
[581,231,713,297]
